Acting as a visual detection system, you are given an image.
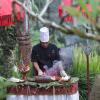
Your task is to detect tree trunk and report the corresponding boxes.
[15,22,32,66]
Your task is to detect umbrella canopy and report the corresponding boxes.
[76,3,92,13]
[58,0,73,22]
[0,0,24,26]
[58,0,92,23]
[62,0,72,6]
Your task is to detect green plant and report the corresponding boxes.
[71,46,100,100]
[0,76,16,99]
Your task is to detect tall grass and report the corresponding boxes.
[71,47,100,100]
[71,47,86,75]
[90,50,100,73]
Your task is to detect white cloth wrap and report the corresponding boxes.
[7,91,79,100]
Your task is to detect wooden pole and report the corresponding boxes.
[86,54,90,100]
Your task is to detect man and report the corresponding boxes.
[31,27,70,80]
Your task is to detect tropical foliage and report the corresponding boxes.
[0,0,100,100]
[71,46,100,100]
[0,26,17,78]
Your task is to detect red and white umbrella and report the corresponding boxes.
[58,0,92,23]
[0,0,24,26]
[76,3,92,17]
[58,0,73,23]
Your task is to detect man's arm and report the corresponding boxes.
[33,62,43,75]
[31,47,43,75]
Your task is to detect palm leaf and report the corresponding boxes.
[63,6,82,17]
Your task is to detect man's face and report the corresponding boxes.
[40,41,49,48]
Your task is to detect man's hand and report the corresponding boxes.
[33,62,44,76]
[38,69,43,76]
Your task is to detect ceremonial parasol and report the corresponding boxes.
[58,0,92,23]
[58,0,73,22]
[0,0,23,26]
[76,3,92,13]
[0,0,31,80]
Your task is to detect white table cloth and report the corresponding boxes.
[7,91,79,100]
